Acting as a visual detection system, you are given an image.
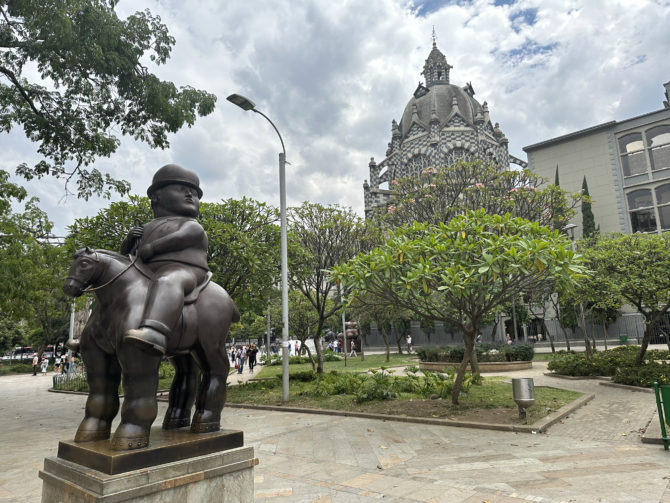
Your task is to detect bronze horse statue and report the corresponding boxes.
[63,248,239,450]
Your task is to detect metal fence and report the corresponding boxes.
[52,371,88,392]
[363,313,670,347]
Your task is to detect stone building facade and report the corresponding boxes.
[524,81,670,237]
[363,39,526,218]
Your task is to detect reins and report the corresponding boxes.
[81,253,139,293]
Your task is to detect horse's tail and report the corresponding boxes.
[231,302,241,323]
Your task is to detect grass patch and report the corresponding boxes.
[226,372,582,426]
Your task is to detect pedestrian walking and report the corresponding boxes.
[32,355,38,376]
[248,343,258,372]
[236,346,244,374]
[406,334,413,353]
[40,358,48,376]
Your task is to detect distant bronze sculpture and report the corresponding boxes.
[63,165,240,450]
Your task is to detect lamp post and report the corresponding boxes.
[227,93,290,402]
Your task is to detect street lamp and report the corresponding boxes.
[227,93,290,402]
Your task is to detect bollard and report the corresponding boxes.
[512,378,535,421]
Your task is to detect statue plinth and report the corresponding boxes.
[39,428,255,503]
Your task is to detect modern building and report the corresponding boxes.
[363,36,527,219]
[524,82,670,237]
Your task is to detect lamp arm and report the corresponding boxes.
[253,109,286,157]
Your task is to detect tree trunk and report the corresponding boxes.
[313,334,324,374]
[602,321,608,350]
[635,314,659,366]
[451,333,474,405]
[469,342,480,375]
[379,323,391,362]
[560,326,572,351]
[541,319,556,353]
[358,319,365,361]
[303,341,316,371]
[490,318,499,343]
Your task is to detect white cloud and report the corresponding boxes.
[2,0,670,235]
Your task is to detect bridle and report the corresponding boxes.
[67,250,138,294]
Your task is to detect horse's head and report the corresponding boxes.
[63,247,102,297]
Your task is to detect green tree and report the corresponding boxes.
[380,160,581,231]
[333,210,584,404]
[1,0,216,199]
[581,177,598,238]
[288,202,379,373]
[581,233,670,363]
[268,290,337,370]
[0,196,70,355]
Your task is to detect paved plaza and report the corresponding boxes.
[0,360,669,503]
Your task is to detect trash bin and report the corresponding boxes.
[619,334,628,345]
[512,378,535,420]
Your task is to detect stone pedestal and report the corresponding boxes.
[39,429,257,502]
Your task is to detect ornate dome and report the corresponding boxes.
[398,84,485,140]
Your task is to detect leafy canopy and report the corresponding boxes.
[1,0,216,199]
[379,160,581,231]
[334,210,584,334]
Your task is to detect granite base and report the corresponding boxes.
[39,445,257,502]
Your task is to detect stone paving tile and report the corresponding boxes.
[2,364,670,502]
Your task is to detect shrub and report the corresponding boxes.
[290,370,317,382]
[354,369,396,403]
[0,363,34,375]
[158,362,175,380]
[417,344,534,363]
[613,361,670,387]
[547,353,601,376]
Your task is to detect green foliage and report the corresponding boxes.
[416,344,535,363]
[66,196,152,252]
[288,202,379,372]
[0,193,70,352]
[333,210,584,404]
[581,177,598,238]
[0,362,34,375]
[158,361,175,380]
[1,0,216,199]
[547,346,670,386]
[613,361,670,387]
[580,233,670,363]
[67,196,281,316]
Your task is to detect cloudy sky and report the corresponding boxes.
[3,0,670,236]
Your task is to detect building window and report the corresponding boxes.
[619,133,647,177]
[647,125,670,172]
[656,184,670,230]
[405,154,430,177]
[627,188,657,232]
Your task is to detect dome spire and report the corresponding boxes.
[422,30,452,88]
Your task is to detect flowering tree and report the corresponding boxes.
[378,160,582,230]
[332,210,585,404]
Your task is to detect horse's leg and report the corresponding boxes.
[190,338,230,433]
[75,330,121,442]
[163,354,199,429]
[110,348,161,450]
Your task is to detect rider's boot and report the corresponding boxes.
[124,324,167,356]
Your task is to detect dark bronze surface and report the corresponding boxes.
[62,165,241,452]
[58,428,244,475]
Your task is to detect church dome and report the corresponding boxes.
[398,84,484,140]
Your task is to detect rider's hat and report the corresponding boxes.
[147,164,203,198]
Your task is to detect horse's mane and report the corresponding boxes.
[94,249,131,262]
